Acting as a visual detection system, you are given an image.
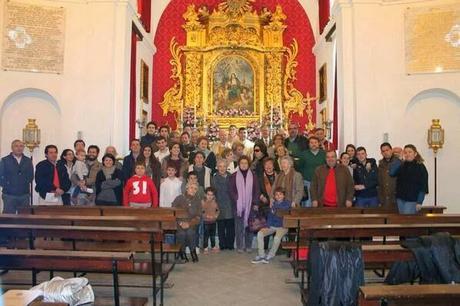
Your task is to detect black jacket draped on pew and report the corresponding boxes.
[385,233,460,285]
[308,241,364,306]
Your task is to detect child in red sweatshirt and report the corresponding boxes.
[123,163,158,208]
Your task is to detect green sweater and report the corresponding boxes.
[299,150,326,181]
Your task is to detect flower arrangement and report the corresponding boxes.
[217,108,255,117]
[183,107,196,127]
[263,106,283,128]
[206,121,220,142]
[246,120,261,141]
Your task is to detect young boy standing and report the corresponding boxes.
[123,163,158,208]
[252,187,290,264]
[201,187,220,254]
[159,164,182,208]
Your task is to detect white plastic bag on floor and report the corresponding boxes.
[31,276,94,306]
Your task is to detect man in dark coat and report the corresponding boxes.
[35,145,71,204]
[0,140,34,213]
[122,139,141,181]
[378,142,397,208]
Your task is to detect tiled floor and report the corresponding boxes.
[163,250,301,306]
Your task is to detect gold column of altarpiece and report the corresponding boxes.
[160,0,316,130]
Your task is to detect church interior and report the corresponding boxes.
[0,0,459,305]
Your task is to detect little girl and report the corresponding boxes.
[201,187,220,254]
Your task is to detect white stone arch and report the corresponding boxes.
[0,88,61,116]
[403,87,460,213]
[406,88,460,113]
[0,88,61,158]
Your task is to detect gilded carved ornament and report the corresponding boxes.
[159,0,315,130]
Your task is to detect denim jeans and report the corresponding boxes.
[301,180,312,207]
[397,198,417,215]
[355,196,379,208]
[2,193,29,214]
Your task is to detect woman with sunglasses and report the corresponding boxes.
[251,143,268,178]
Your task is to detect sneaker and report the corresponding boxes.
[211,246,220,253]
[251,256,268,264]
[203,248,209,255]
[265,255,274,262]
[245,248,253,253]
[237,249,244,254]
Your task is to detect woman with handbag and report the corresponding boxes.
[252,187,290,264]
[229,155,260,253]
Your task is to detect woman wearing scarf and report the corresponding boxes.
[271,156,304,207]
[95,154,123,205]
[229,156,260,253]
[189,136,217,175]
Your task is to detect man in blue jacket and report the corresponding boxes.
[353,146,379,208]
[35,145,71,205]
[0,140,34,213]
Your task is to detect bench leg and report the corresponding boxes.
[112,260,120,306]
[32,269,37,286]
[49,271,54,280]
[300,271,305,289]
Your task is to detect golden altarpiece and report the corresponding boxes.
[160,0,315,130]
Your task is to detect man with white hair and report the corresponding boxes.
[0,140,34,213]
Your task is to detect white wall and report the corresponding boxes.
[0,0,154,206]
[0,0,154,159]
[332,0,460,211]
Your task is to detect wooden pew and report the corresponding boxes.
[358,284,460,306]
[419,205,447,214]
[0,213,177,230]
[291,223,460,240]
[16,207,185,255]
[19,205,184,218]
[282,214,389,250]
[0,224,168,306]
[289,207,397,216]
[0,249,132,306]
[288,206,446,216]
[386,214,460,224]
[19,206,102,216]
[284,217,460,290]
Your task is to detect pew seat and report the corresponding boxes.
[358,284,460,306]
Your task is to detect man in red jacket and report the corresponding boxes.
[123,163,158,207]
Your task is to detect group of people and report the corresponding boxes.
[0,121,429,264]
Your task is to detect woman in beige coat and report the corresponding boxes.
[271,156,304,207]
